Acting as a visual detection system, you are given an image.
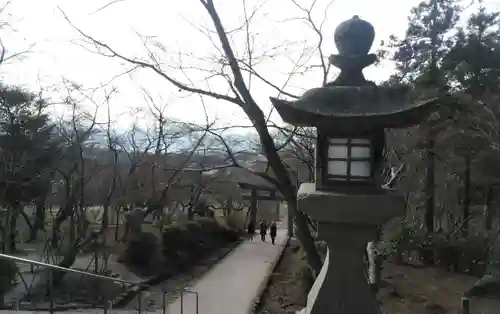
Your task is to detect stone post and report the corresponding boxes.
[296,183,404,314]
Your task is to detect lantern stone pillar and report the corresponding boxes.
[296,183,404,314]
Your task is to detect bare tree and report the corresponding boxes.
[59,0,342,274]
[36,81,120,285]
[0,1,35,68]
[274,126,316,182]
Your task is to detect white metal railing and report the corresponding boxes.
[0,253,199,314]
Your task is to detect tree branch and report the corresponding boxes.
[59,7,243,106]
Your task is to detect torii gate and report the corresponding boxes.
[238,182,293,236]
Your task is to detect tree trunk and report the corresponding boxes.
[8,210,18,253]
[244,205,251,225]
[225,198,233,217]
[201,0,322,275]
[101,204,110,243]
[484,185,493,231]
[423,137,435,265]
[52,194,79,249]
[366,241,376,285]
[69,211,76,245]
[53,212,108,284]
[287,205,294,237]
[114,206,121,241]
[19,210,33,243]
[424,138,435,232]
[275,202,280,221]
[462,155,471,237]
[52,239,82,284]
[3,203,22,253]
[29,199,46,242]
[367,227,383,294]
[187,186,195,220]
[288,200,323,276]
[249,190,258,226]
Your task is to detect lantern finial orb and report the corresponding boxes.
[334,15,375,56]
[329,15,377,86]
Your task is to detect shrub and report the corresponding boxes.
[160,218,241,268]
[119,231,163,275]
[385,221,418,262]
[315,240,328,262]
[293,244,315,291]
[385,219,490,276]
[185,220,204,247]
[162,224,189,254]
[434,236,489,276]
[0,258,18,295]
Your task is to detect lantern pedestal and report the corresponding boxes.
[296,183,404,314]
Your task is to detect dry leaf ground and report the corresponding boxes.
[256,246,500,314]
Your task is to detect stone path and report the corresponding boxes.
[164,229,288,314]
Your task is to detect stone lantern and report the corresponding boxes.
[269,16,438,314]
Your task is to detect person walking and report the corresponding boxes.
[259,220,268,242]
[270,221,277,245]
[247,220,255,241]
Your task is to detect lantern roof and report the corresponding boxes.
[270,15,439,133]
[270,86,439,133]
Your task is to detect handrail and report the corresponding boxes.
[0,252,147,287]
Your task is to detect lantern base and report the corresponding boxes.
[297,183,404,225]
[296,225,380,314]
[296,183,404,314]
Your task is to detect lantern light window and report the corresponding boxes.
[326,137,373,182]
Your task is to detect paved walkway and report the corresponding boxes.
[165,229,288,314]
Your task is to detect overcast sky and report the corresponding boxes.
[1,0,498,131]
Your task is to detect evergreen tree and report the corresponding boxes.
[0,84,60,251]
[381,0,462,240]
[443,5,500,97]
[381,0,500,240]
[441,5,500,233]
[381,0,461,85]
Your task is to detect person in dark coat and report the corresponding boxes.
[247,221,255,241]
[259,221,268,242]
[270,221,277,245]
